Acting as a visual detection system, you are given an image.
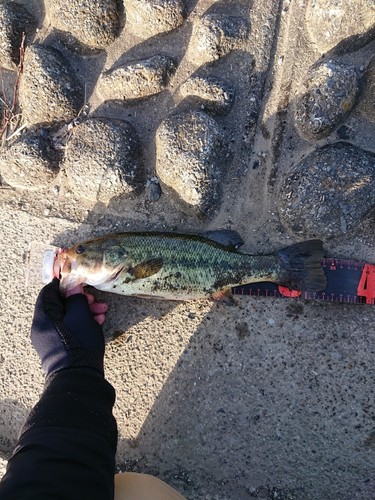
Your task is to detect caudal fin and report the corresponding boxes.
[276,240,326,292]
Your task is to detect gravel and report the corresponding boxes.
[155,110,224,215]
[305,0,375,53]
[358,55,375,123]
[97,54,176,102]
[294,60,360,141]
[188,14,250,65]
[278,142,375,238]
[179,75,235,115]
[63,117,144,202]
[0,129,61,190]
[0,2,37,70]
[125,0,186,37]
[19,44,84,126]
[48,0,121,50]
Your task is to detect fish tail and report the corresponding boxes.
[276,240,326,292]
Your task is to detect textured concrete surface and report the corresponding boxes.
[1,207,374,499]
[0,0,375,499]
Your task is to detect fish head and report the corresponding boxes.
[58,238,128,292]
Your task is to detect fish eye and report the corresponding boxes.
[76,245,85,254]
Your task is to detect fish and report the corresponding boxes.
[58,230,327,300]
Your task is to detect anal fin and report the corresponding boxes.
[211,289,237,305]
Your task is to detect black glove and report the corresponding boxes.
[31,278,105,378]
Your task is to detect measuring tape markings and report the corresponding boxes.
[232,259,375,305]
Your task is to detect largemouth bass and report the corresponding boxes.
[58,230,326,300]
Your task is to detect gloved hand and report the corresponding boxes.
[31,278,107,378]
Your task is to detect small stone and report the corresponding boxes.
[306,0,375,53]
[188,14,250,65]
[97,55,176,102]
[294,60,359,141]
[0,2,37,70]
[278,142,375,238]
[179,75,235,115]
[0,130,61,190]
[64,117,144,202]
[145,177,162,202]
[358,56,375,123]
[19,44,85,126]
[126,0,186,38]
[49,0,121,50]
[156,110,224,215]
[331,351,342,361]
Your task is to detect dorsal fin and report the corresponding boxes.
[201,229,244,249]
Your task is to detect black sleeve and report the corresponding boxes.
[0,368,118,500]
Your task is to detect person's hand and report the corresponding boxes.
[65,284,108,325]
[31,279,108,378]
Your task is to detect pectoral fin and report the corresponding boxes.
[129,258,164,279]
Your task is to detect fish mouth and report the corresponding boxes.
[57,251,124,291]
[57,250,84,292]
[56,249,71,279]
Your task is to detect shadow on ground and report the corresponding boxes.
[112,296,375,500]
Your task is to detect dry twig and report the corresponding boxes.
[0,32,26,146]
[51,85,90,150]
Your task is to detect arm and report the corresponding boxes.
[0,281,118,500]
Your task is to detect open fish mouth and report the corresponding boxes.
[56,249,71,279]
[56,249,86,292]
